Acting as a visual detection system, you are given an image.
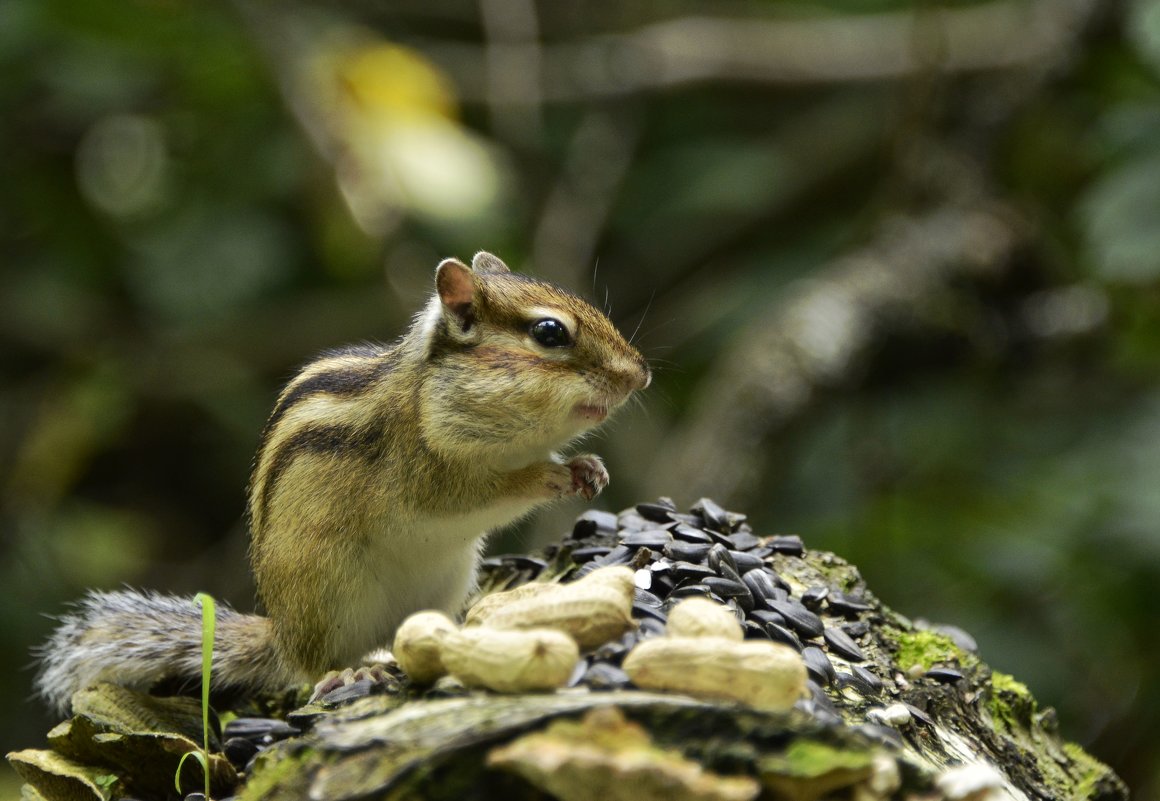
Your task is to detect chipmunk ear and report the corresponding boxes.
[436,258,476,331]
[471,251,510,275]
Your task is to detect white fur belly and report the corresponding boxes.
[340,499,542,658]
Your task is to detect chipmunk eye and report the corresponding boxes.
[530,318,572,348]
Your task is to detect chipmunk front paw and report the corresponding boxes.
[566,453,608,500]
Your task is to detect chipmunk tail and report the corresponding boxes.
[34,589,298,717]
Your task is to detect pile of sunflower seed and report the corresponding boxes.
[479,496,974,735]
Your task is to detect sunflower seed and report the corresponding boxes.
[769,599,824,639]
[622,529,673,549]
[665,542,712,562]
[768,535,804,555]
[223,737,260,769]
[852,665,884,695]
[744,621,771,639]
[801,586,829,609]
[727,531,762,551]
[584,662,631,689]
[573,509,619,536]
[693,497,730,532]
[842,621,870,638]
[925,667,965,684]
[823,627,865,662]
[828,591,874,616]
[670,524,713,544]
[764,622,803,651]
[748,608,787,627]
[571,546,611,563]
[802,646,836,686]
[728,550,764,573]
[673,562,715,582]
[636,500,676,522]
[702,576,751,601]
[707,544,738,577]
[224,718,299,742]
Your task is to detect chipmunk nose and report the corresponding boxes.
[618,358,651,392]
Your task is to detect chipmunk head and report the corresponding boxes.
[417,251,650,460]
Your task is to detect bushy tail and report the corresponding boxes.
[35,589,299,717]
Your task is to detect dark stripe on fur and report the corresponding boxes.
[258,423,382,528]
[264,346,395,436]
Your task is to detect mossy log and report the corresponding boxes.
[8,507,1128,801]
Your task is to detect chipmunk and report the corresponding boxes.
[35,251,650,716]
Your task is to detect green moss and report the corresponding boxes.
[238,745,315,801]
[990,671,1031,697]
[891,629,964,672]
[987,671,1036,733]
[1062,742,1123,800]
[760,740,874,778]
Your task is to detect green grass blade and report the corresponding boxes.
[174,592,216,798]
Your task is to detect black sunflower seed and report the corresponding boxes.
[768,535,804,555]
[801,586,829,609]
[571,546,611,563]
[842,621,870,639]
[665,542,712,562]
[584,662,631,689]
[742,571,778,606]
[638,616,666,637]
[702,577,751,600]
[693,497,730,532]
[769,599,824,639]
[729,551,764,573]
[802,646,836,686]
[925,667,965,684]
[573,509,619,537]
[622,529,672,549]
[930,623,978,653]
[764,622,802,651]
[822,627,865,662]
[636,500,676,522]
[223,737,259,769]
[852,665,884,695]
[224,718,299,742]
[566,660,589,687]
[595,544,634,566]
[748,608,787,627]
[727,531,762,551]
[321,678,375,705]
[673,562,715,583]
[633,588,663,608]
[617,510,651,531]
[828,591,874,616]
[632,601,667,622]
[708,545,740,580]
[744,621,771,639]
[669,584,713,599]
[670,524,713,544]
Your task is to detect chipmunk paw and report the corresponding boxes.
[566,454,608,500]
[310,663,391,704]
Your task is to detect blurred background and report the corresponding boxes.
[2,0,1157,796]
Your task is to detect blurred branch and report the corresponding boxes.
[480,0,544,145]
[427,0,1097,101]
[530,110,642,289]
[648,201,1029,503]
